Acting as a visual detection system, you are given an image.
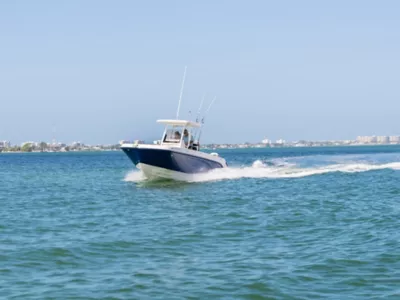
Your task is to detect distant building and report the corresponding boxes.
[356,136,366,143]
[72,141,83,147]
[357,136,377,144]
[389,136,400,143]
[261,138,271,144]
[0,141,11,148]
[49,142,63,150]
[276,139,286,145]
[377,136,389,144]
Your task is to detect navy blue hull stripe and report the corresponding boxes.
[122,148,223,174]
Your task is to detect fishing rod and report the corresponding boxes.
[176,66,187,119]
[195,93,205,123]
[196,96,217,144]
[202,95,217,122]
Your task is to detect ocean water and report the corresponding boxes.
[1,146,400,299]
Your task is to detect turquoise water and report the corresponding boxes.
[1,146,400,299]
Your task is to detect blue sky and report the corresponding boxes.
[1,0,400,144]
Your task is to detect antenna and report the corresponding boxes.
[176,66,187,119]
[196,93,205,122]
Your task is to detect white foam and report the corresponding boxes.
[188,161,400,183]
[252,159,267,168]
[124,170,146,182]
[123,159,400,184]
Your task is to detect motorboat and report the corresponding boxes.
[121,67,227,181]
[120,119,227,181]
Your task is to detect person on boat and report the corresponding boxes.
[183,129,189,146]
[174,131,181,140]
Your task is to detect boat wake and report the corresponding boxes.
[124,159,400,183]
[190,160,400,182]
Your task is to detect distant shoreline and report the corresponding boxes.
[2,144,400,154]
[202,143,400,150]
[0,149,120,154]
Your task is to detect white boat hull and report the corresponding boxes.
[138,163,195,181]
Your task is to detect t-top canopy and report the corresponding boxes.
[157,119,201,128]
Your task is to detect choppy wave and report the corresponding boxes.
[124,159,400,183]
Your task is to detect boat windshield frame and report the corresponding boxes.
[161,125,185,145]
[160,124,201,150]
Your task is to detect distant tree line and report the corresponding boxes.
[2,142,121,152]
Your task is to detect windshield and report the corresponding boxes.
[163,126,184,143]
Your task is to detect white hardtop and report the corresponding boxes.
[157,119,201,128]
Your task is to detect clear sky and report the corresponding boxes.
[1,0,400,144]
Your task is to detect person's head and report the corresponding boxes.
[184,129,188,136]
